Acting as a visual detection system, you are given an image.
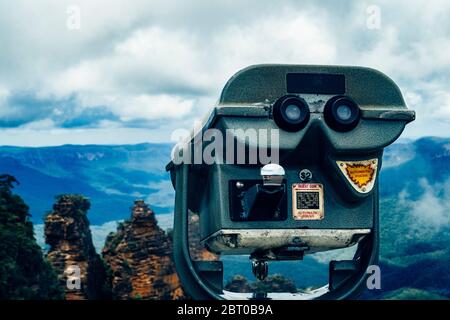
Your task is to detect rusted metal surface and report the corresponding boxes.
[203,228,370,256]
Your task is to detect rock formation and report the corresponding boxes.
[224,274,298,294]
[224,275,251,293]
[188,213,219,261]
[102,200,185,300]
[44,194,109,300]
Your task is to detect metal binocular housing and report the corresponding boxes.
[167,64,415,300]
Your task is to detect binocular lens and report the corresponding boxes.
[324,96,360,132]
[336,104,352,121]
[285,104,302,121]
[273,96,310,132]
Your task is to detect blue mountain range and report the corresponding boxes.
[0,143,174,224]
[0,137,449,299]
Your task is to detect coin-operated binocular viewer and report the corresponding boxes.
[166,65,415,299]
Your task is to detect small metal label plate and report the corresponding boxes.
[292,183,324,220]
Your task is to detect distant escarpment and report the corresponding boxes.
[102,200,185,300]
[44,195,110,300]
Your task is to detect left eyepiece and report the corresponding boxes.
[273,95,310,132]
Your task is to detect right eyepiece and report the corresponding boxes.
[324,96,360,132]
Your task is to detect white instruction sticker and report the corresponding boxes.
[292,183,324,220]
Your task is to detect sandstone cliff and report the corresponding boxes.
[188,212,219,261]
[44,195,109,300]
[102,200,185,300]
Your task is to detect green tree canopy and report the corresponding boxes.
[0,174,63,300]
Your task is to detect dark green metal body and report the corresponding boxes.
[168,64,415,299]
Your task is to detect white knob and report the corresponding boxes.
[260,163,285,186]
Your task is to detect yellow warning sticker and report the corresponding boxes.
[336,159,378,193]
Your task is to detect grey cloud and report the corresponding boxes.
[0,0,449,143]
[58,106,120,128]
[0,92,58,127]
[400,178,450,240]
[0,92,123,128]
[0,89,195,129]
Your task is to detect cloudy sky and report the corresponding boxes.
[0,0,449,146]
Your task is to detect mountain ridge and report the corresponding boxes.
[1,136,448,299]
